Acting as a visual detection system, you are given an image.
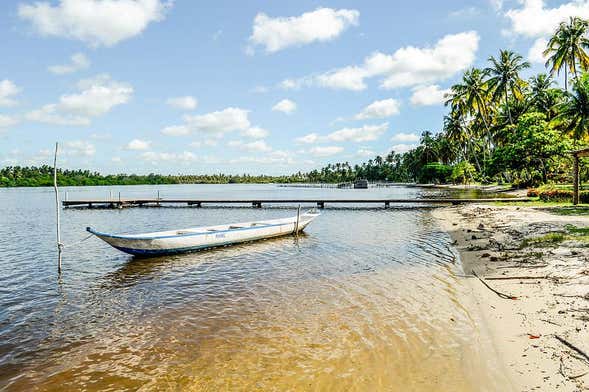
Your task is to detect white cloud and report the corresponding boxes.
[141,151,198,163]
[189,139,218,148]
[281,31,479,91]
[410,84,450,106]
[280,79,303,90]
[112,156,122,162]
[162,107,254,139]
[390,143,417,153]
[0,80,21,107]
[502,1,589,68]
[185,107,250,134]
[18,0,171,47]
[48,52,90,74]
[26,74,132,125]
[64,140,95,156]
[241,126,269,139]
[166,96,198,110]
[161,125,190,136]
[296,124,388,145]
[504,0,589,38]
[326,123,388,142]
[309,146,344,157]
[296,133,320,144]
[356,148,375,157]
[272,99,297,114]
[62,75,133,116]
[391,132,419,142]
[449,7,481,18]
[26,105,90,126]
[229,150,299,166]
[316,66,366,91]
[0,114,19,128]
[528,37,548,63]
[248,7,359,53]
[355,99,400,119]
[228,140,272,152]
[125,139,151,150]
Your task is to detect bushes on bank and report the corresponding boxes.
[418,163,452,183]
[528,185,589,203]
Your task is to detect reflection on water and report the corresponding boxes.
[0,185,508,391]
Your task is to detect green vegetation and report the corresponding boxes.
[545,206,589,215]
[0,166,308,187]
[520,223,589,247]
[521,232,567,247]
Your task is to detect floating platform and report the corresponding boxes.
[62,197,534,209]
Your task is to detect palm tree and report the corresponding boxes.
[420,131,438,163]
[485,50,530,124]
[445,68,494,170]
[527,73,566,120]
[556,74,589,143]
[544,16,589,91]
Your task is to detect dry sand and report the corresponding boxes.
[433,204,589,391]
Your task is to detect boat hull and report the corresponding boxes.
[87,212,318,256]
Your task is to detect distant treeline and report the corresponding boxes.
[0,166,309,187]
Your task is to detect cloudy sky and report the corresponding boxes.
[0,0,586,174]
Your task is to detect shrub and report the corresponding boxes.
[418,163,452,184]
[527,188,539,197]
[537,188,589,203]
[451,161,476,184]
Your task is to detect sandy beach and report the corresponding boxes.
[433,204,589,391]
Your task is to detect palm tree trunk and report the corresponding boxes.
[565,68,568,91]
[504,86,512,124]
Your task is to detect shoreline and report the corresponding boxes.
[432,204,589,391]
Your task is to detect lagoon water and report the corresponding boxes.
[0,184,508,391]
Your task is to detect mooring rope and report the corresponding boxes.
[61,234,94,249]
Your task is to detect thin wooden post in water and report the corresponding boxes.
[53,142,63,275]
[295,204,301,236]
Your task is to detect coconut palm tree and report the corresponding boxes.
[445,68,494,170]
[556,74,589,143]
[544,16,589,91]
[485,50,530,124]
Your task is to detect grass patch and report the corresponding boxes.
[565,224,589,235]
[521,233,566,248]
[548,206,589,216]
[490,200,573,207]
[489,201,589,216]
[521,224,589,248]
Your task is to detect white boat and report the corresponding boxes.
[87,210,320,256]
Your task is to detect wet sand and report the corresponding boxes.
[433,204,589,391]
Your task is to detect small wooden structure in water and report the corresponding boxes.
[354,179,369,189]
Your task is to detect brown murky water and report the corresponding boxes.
[0,185,508,391]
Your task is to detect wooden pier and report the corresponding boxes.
[62,197,533,209]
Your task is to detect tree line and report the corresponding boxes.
[0,165,309,187]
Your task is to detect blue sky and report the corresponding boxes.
[0,0,586,174]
